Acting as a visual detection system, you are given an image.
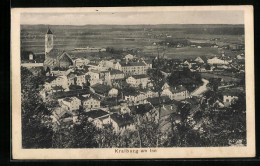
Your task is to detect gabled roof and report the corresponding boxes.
[147,96,171,107]
[129,103,154,115]
[131,74,149,79]
[85,110,109,119]
[110,69,124,75]
[170,85,187,93]
[46,49,65,59]
[82,94,101,101]
[91,84,111,94]
[110,113,134,128]
[200,56,208,62]
[52,88,93,99]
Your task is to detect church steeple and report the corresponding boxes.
[45,27,53,55]
[46,27,53,34]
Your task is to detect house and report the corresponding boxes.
[21,51,45,64]
[207,57,229,65]
[142,59,153,68]
[52,88,93,99]
[51,68,74,77]
[109,69,124,80]
[194,56,208,64]
[119,105,131,114]
[99,70,111,81]
[222,91,240,107]
[91,83,111,96]
[162,83,170,90]
[125,54,134,60]
[86,71,100,80]
[98,60,114,69]
[237,54,245,60]
[117,61,148,75]
[44,75,69,92]
[147,96,172,107]
[126,75,149,88]
[51,107,70,126]
[73,58,89,67]
[159,104,181,132]
[124,91,148,105]
[110,113,135,133]
[67,72,86,87]
[183,59,197,68]
[82,95,101,111]
[129,103,157,121]
[108,88,118,97]
[141,89,158,98]
[85,109,110,129]
[161,85,189,101]
[86,71,103,86]
[58,97,81,112]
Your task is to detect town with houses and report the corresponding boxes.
[21,27,246,147]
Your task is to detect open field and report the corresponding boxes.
[21,24,244,59]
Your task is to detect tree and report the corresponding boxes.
[147,45,167,147]
[21,67,53,148]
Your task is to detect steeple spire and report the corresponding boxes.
[47,27,53,34]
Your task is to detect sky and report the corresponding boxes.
[21,11,244,25]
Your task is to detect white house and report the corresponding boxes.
[126,75,149,88]
[44,75,69,91]
[110,69,124,80]
[194,56,208,64]
[108,88,118,97]
[74,58,89,67]
[222,91,239,107]
[124,91,148,105]
[85,110,110,129]
[58,97,81,112]
[110,113,135,133]
[161,85,189,101]
[113,62,122,71]
[207,57,229,65]
[82,96,101,111]
[125,54,134,60]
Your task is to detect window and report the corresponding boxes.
[226,99,229,102]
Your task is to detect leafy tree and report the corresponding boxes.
[21,67,53,148]
[147,45,167,147]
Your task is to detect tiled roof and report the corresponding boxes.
[52,88,92,99]
[131,74,148,79]
[110,69,124,75]
[147,96,171,107]
[120,61,146,67]
[91,84,111,94]
[129,103,154,115]
[85,110,109,119]
[46,49,64,59]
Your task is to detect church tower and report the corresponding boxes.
[45,27,53,55]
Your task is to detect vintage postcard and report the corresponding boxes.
[11,6,255,159]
